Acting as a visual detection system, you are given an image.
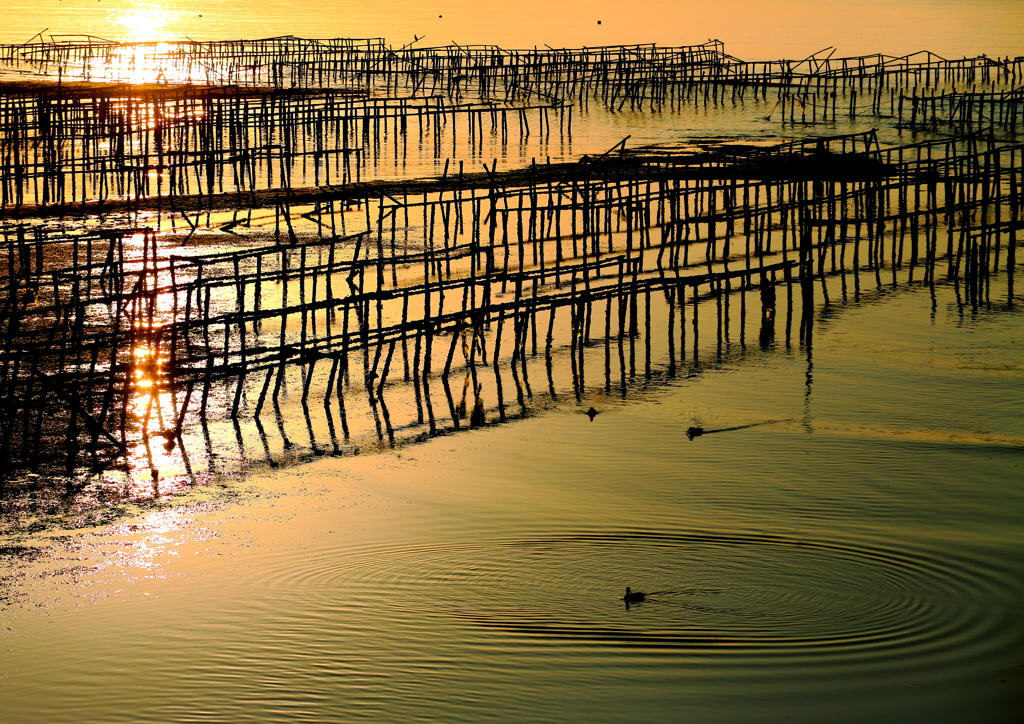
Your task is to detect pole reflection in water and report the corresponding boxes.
[0,130,1018,516]
[0,33,1022,724]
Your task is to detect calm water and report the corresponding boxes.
[1,271,1022,722]
[1,4,1024,722]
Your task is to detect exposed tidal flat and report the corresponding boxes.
[1,21,1023,724]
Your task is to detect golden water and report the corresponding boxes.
[2,273,1022,722]
[1,4,1023,722]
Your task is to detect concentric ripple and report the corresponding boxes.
[263,530,1021,669]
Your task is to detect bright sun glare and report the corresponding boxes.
[104,4,198,83]
[116,5,174,43]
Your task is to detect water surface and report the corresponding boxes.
[0,7,1022,721]
[2,276,1022,723]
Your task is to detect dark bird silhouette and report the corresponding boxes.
[159,428,178,451]
[586,407,599,421]
[687,419,792,441]
[623,587,646,603]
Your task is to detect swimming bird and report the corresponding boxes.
[623,587,646,603]
[586,407,599,421]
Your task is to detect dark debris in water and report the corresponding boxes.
[0,545,44,561]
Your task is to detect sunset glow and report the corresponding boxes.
[115,5,175,44]
[1,4,1021,724]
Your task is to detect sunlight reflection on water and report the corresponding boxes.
[0,7,1021,721]
[2,283,1022,723]
[116,5,177,44]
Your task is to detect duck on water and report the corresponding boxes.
[622,587,646,603]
